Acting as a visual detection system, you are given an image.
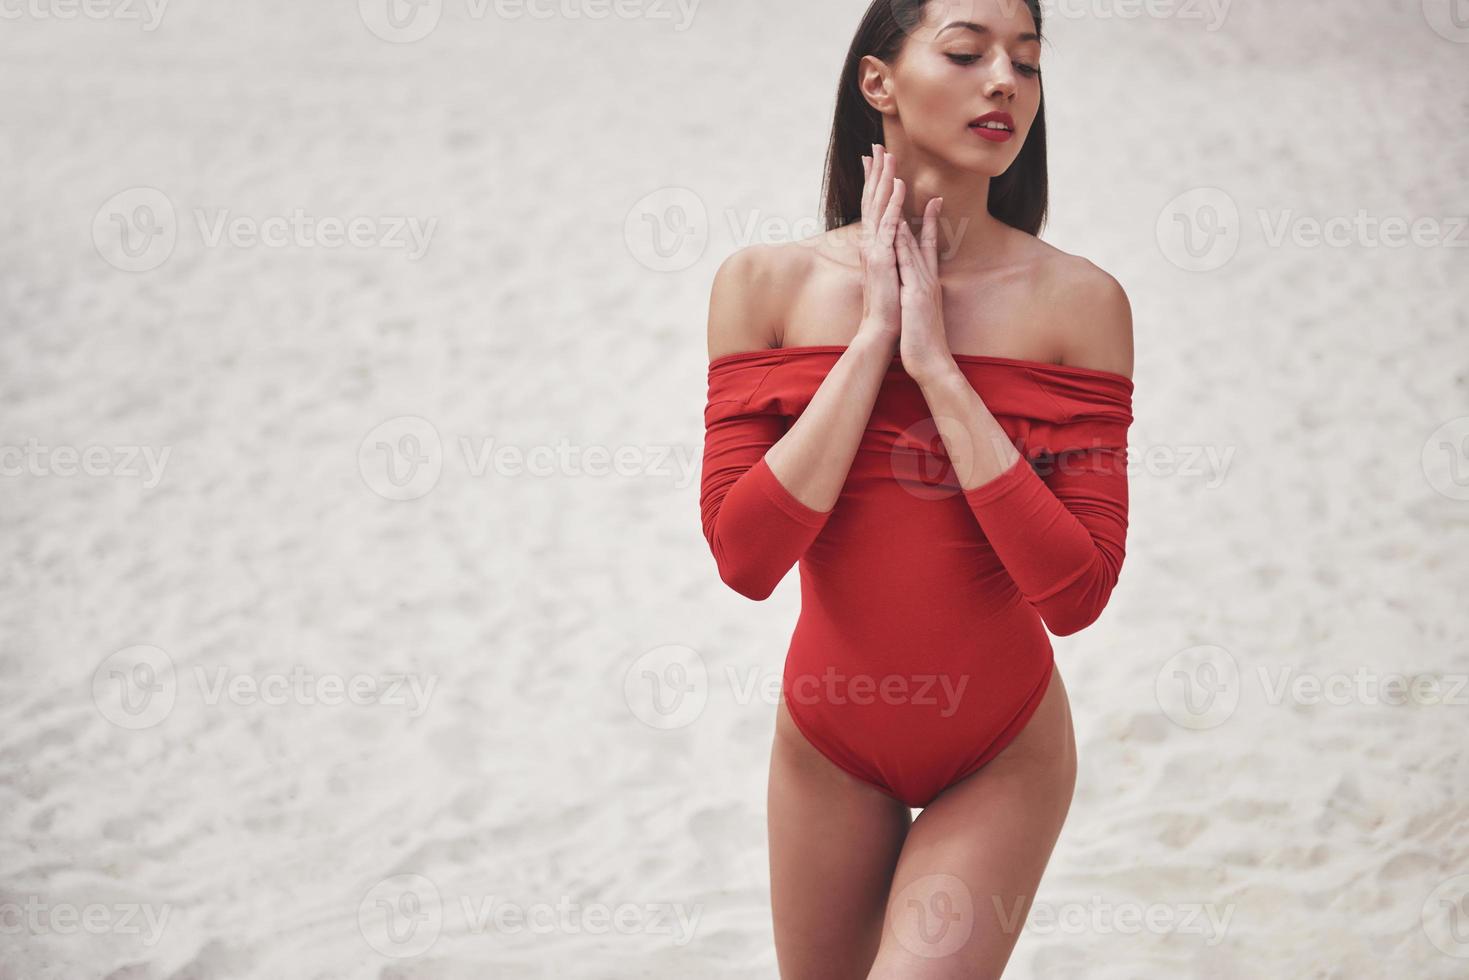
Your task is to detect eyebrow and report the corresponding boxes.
[936,20,1042,44]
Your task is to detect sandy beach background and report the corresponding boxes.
[1,0,1466,976]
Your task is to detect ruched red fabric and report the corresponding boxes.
[699,344,1134,807]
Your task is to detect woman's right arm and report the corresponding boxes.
[700,148,909,600]
[699,247,894,600]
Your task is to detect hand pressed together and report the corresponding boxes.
[857,145,955,386]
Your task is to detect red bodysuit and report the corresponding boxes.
[700,344,1133,808]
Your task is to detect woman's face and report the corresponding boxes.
[879,0,1043,174]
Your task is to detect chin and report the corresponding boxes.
[954,149,1019,177]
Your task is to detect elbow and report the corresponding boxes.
[1031,551,1124,636]
[1032,573,1118,636]
[704,526,778,601]
[717,562,777,601]
[1038,603,1102,637]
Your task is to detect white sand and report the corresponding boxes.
[1,0,1466,976]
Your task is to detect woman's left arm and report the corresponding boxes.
[915,373,1130,636]
[897,221,1134,635]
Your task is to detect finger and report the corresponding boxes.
[870,146,891,224]
[880,177,906,247]
[894,217,917,281]
[904,220,932,288]
[921,197,941,270]
[902,218,924,269]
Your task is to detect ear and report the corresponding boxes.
[856,54,897,115]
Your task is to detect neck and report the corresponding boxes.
[883,142,1016,269]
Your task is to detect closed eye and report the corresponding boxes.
[946,53,1041,77]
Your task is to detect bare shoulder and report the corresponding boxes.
[705,241,816,362]
[1035,248,1135,380]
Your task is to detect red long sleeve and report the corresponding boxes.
[700,347,1133,623]
[962,443,1129,636]
[700,392,834,600]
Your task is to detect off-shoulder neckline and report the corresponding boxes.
[707,343,1132,385]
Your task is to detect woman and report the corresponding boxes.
[699,1,1135,976]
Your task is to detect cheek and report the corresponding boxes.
[896,69,961,135]
[1022,98,1042,135]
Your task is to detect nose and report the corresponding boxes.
[984,53,1018,101]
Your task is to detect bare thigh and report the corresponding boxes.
[768,694,913,980]
[866,663,1078,980]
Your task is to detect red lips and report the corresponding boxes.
[969,111,1016,143]
[968,111,1015,131]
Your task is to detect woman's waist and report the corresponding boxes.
[782,605,1053,711]
[788,579,1049,670]
[798,537,1017,599]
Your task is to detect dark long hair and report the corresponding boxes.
[820,0,1048,236]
